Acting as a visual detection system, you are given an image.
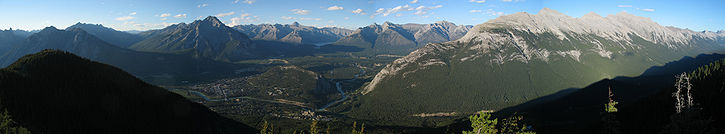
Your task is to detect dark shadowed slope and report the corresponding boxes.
[483,53,725,133]
[0,50,257,134]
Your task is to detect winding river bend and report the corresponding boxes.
[317,67,366,111]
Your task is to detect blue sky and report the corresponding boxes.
[0,0,723,31]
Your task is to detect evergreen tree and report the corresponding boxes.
[463,111,535,134]
[500,114,535,134]
[310,120,319,134]
[351,121,365,134]
[0,109,30,134]
[463,112,498,134]
[260,120,274,134]
[601,87,621,134]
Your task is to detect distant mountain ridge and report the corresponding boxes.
[66,22,144,48]
[130,16,255,62]
[0,26,249,85]
[1,26,123,66]
[334,21,472,55]
[0,29,27,54]
[233,22,353,45]
[349,8,725,126]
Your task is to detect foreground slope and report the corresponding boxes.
[351,8,725,126]
[0,50,256,133]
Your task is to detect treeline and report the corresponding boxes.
[258,120,365,134]
[0,107,30,134]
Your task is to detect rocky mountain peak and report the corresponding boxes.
[71,22,101,27]
[130,16,254,62]
[582,12,602,18]
[64,27,85,33]
[434,20,456,28]
[460,8,719,46]
[201,16,224,27]
[435,20,454,24]
[39,26,60,33]
[537,7,567,17]
[291,22,300,26]
[382,21,395,27]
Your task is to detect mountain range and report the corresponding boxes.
[0,26,125,66]
[1,8,724,131]
[130,16,256,62]
[0,50,257,133]
[0,29,27,54]
[233,22,353,45]
[333,21,472,55]
[66,23,145,48]
[2,16,467,85]
[348,8,725,126]
[1,17,474,65]
[0,26,248,85]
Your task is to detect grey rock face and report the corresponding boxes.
[233,22,353,44]
[334,21,472,55]
[130,16,255,62]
